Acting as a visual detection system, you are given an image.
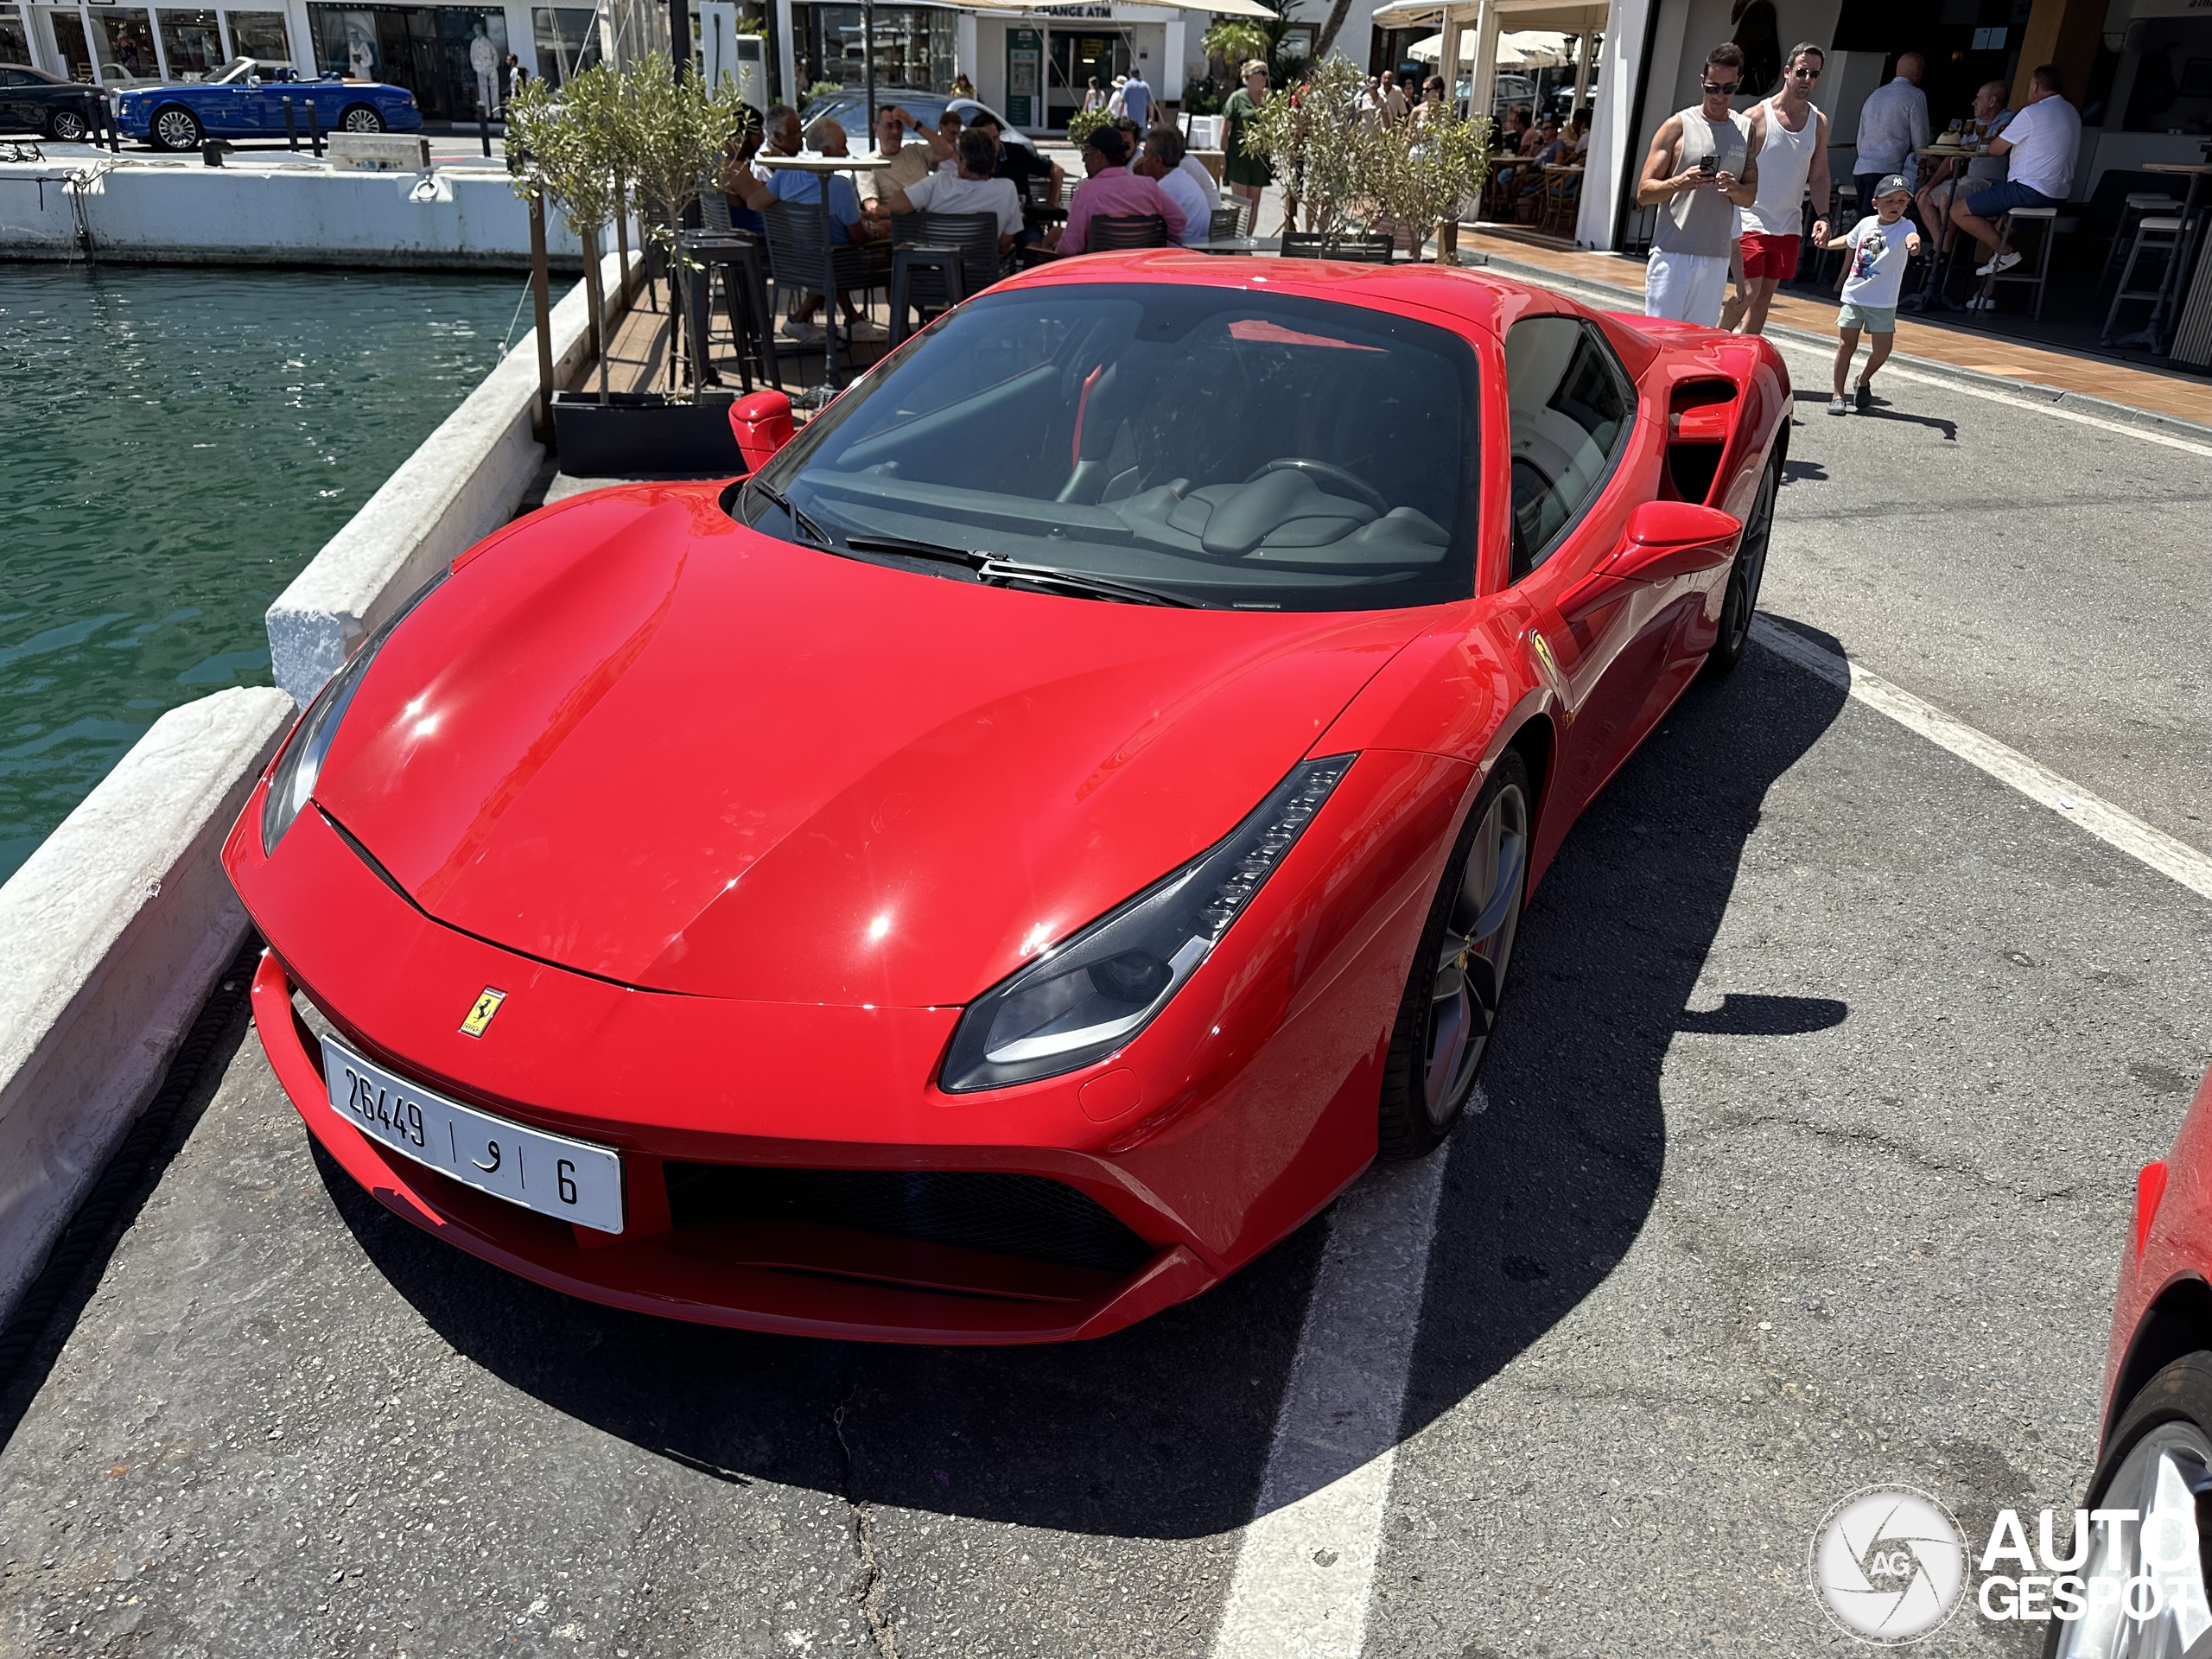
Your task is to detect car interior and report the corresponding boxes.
[751,287,1480,610]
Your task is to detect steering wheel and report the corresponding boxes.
[1243,457,1390,518]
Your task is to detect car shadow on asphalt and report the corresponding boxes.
[316,627,1850,1541]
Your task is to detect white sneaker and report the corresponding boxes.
[844,318,887,342]
[1974,250,2022,276]
[780,318,823,344]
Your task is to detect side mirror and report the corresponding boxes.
[729,390,794,474]
[1609,499,1741,583]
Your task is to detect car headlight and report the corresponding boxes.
[260,571,446,855]
[939,754,1356,1093]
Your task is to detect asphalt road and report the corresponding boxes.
[3,339,2209,1658]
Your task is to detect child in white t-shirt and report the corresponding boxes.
[1818,176,1922,415]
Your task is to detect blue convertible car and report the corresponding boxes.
[114,57,420,150]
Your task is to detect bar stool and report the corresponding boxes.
[887,246,963,345]
[2099,193,2182,289]
[1972,207,2068,320]
[2101,214,2187,343]
[682,231,779,392]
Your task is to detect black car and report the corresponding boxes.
[0,64,104,143]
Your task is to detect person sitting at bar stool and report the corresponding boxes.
[1914,80,2009,259]
[1949,63,2079,278]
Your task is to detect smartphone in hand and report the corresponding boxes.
[1698,153,1718,177]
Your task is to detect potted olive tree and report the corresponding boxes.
[512,60,747,475]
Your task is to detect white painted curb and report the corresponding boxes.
[265,245,634,706]
[0,685,296,1321]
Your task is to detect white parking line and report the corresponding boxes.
[1751,616,2212,904]
[1209,1142,1453,1658]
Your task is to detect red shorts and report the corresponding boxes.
[1739,232,1802,281]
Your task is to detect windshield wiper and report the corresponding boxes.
[744,475,830,548]
[843,535,1195,607]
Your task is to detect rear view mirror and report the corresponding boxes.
[729,391,794,474]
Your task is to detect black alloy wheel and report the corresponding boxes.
[1704,448,1780,677]
[48,108,89,143]
[149,105,202,152]
[339,104,386,133]
[2044,1351,2212,1657]
[1377,749,1532,1160]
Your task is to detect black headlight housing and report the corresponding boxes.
[259,570,447,856]
[938,755,1356,1094]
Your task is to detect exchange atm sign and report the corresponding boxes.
[1006,27,1040,126]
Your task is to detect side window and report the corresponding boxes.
[1502,316,1634,580]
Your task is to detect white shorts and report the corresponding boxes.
[1644,248,1731,328]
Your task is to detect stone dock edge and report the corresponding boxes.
[0,245,634,1327]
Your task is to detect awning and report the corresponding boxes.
[1373,0,1604,31]
[1411,26,1567,64]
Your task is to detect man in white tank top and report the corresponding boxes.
[1720,41,1833,335]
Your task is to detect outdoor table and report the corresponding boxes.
[2126,161,2212,354]
[1902,142,1981,314]
[755,152,879,404]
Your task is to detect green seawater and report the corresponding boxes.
[1,264,529,882]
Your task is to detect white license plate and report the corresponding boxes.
[321,1036,625,1234]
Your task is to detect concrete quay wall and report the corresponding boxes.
[0,156,630,271]
[0,247,632,1325]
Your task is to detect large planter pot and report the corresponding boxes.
[551,389,742,477]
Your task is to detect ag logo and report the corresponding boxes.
[1810,1484,1968,1644]
[459,988,505,1038]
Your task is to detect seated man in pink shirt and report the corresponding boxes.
[1049,125,1186,253]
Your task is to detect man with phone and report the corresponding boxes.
[1637,41,1759,327]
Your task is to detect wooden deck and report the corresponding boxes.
[579,272,888,401]
[1461,226,2212,430]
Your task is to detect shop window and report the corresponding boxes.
[532,6,602,88]
[0,15,28,64]
[59,9,162,83]
[807,5,954,92]
[226,11,296,65]
[159,10,227,79]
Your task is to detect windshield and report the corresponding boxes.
[739,285,1478,612]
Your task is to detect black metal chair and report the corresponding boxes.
[1280,231,1395,264]
[681,229,779,392]
[1087,213,1170,251]
[760,199,880,364]
[1209,202,1245,240]
[887,211,1003,343]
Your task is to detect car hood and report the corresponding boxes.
[315,486,1432,1007]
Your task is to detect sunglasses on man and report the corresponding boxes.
[1701,78,1740,95]
[1789,64,1822,79]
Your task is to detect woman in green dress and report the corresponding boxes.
[1223,60,1273,219]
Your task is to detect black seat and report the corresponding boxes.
[1209,202,1244,240]
[760,199,880,360]
[1280,231,1394,264]
[887,211,1004,343]
[1088,213,1169,251]
[681,229,779,391]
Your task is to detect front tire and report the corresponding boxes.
[149,104,202,151]
[48,108,90,143]
[2044,1351,2212,1657]
[1704,448,1779,677]
[1377,750,1531,1160]
[339,104,386,133]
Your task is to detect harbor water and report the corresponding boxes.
[1,264,528,882]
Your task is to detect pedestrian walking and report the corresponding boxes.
[1081,77,1106,114]
[1822,175,1919,414]
[1637,41,1758,327]
[1721,41,1831,335]
[1117,67,1152,129]
[1222,60,1272,219]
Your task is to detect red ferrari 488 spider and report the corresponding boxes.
[225,252,1789,1343]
